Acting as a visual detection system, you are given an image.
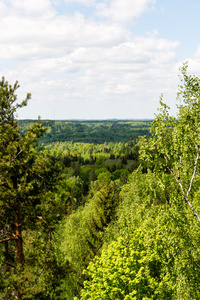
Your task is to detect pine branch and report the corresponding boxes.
[8,248,17,253]
[0,237,16,243]
[37,216,52,241]
[10,148,25,164]
[0,183,12,190]
[4,261,16,268]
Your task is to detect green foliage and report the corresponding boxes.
[75,65,200,300]
[82,168,200,299]
[2,64,200,299]
[0,78,62,298]
[139,63,200,224]
[78,230,171,300]
[19,120,152,145]
[42,140,139,194]
[54,181,121,299]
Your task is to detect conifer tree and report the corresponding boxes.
[0,78,60,299]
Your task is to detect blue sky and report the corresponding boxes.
[1,0,200,120]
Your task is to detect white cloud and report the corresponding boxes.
[64,0,95,6]
[10,35,178,86]
[96,0,155,23]
[67,37,179,67]
[26,57,80,76]
[194,45,200,58]
[6,0,55,17]
[0,2,8,18]
[6,32,180,119]
[0,15,129,60]
[0,0,191,120]
[180,58,200,75]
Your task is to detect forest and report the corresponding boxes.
[1,63,200,299]
[18,119,152,145]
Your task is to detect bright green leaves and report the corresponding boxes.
[139,63,200,224]
[140,63,200,172]
[177,62,200,108]
[79,231,168,300]
[96,167,200,300]
[54,181,121,299]
[139,97,176,171]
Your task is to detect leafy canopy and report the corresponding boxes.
[139,62,200,224]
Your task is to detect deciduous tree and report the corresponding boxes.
[139,63,200,224]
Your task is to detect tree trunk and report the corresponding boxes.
[15,214,24,266]
[4,240,9,273]
[15,213,24,300]
[13,176,24,300]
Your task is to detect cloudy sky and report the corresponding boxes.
[1,0,200,120]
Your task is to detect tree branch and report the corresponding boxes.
[0,237,17,243]
[9,148,25,164]
[164,153,200,224]
[29,170,47,189]
[37,216,52,241]
[159,230,200,269]
[164,154,187,198]
[178,155,182,180]
[0,182,12,190]
[8,248,17,253]
[176,245,200,269]
[186,145,199,199]
[4,261,16,268]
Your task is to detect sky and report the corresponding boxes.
[1,0,200,120]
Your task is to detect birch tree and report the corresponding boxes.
[139,63,200,224]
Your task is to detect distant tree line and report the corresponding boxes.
[18,119,152,144]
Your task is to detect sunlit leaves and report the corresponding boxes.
[139,63,200,223]
[79,230,170,300]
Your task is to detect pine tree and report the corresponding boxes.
[0,78,60,299]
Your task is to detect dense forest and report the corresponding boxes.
[1,63,200,299]
[18,119,152,145]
